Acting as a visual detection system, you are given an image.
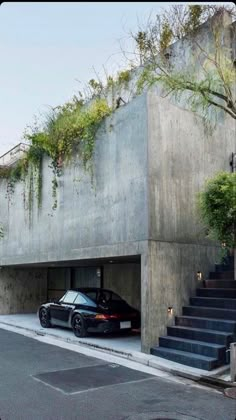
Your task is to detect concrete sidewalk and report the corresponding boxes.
[0,313,232,384]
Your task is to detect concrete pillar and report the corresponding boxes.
[141,241,217,354]
[141,243,170,353]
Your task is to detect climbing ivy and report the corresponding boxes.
[0,224,4,239]
[0,97,112,213]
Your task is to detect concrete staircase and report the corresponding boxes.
[151,256,236,370]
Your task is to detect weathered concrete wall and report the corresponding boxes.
[104,263,141,311]
[141,241,217,352]
[139,91,235,352]
[0,94,148,266]
[0,268,47,314]
[47,268,71,301]
[165,14,236,130]
[147,93,235,244]
[106,13,235,129]
[0,14,234,351]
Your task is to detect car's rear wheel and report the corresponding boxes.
[39,308,51,328]
[72,314,88,338]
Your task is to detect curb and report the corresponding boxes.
[0,320,234,388]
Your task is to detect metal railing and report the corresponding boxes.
[0,143,30,167]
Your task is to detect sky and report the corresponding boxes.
[0,2,233,156]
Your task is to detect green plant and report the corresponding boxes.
[0,95,112,215]
[117,70,131,87]
[132,5,236,123]
[88,79,103,98]
[197,172,236,249]
[159,20,173,52]
[0,224,4,239]
[52,175,58,210]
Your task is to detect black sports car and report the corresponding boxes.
[38,288,141,337]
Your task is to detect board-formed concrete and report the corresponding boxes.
[0,268,47,314]
[0,14,235,353]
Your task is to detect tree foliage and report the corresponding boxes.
[197,172,236,249]
[132,5,236,122]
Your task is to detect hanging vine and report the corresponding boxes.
[0,65,134,215]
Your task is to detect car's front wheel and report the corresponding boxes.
[39,308,51,328]
[72,314,88,338]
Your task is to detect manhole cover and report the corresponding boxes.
[33,363,152,394]
[224,387,236,399]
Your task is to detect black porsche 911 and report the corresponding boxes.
[38,288,141,338]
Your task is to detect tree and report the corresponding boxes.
[197,172,236,278]
[129,5,236,276]
[130,5,236,124]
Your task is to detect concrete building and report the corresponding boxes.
[0,13,235,354]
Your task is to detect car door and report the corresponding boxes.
[50,291,78,326]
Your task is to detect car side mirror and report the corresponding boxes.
[49,298,59,304]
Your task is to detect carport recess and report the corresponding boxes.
[9,255,141,313]
[0,255,141,350]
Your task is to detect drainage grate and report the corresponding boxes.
[126,413,205,420]
[33,363,152,394]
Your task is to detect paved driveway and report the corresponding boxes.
[0,313,141,353]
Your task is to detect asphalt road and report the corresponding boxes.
[0,328,235,420]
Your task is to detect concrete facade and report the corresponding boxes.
[0,16,235,352]
[0,267,47,314]
[0,94,148,265]
[104,263,141,311]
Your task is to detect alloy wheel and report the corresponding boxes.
[40,309,49,327]
[73,316,82,335]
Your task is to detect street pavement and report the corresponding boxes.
[0,328,235,420]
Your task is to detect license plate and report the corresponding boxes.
[120,321,131,329]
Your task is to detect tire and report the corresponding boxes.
[39,307,51,328]
[72,314,88,338]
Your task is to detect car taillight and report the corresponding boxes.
[95,314,119,320]
[95,314,107,320]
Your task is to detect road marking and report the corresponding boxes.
[0,323,223,394]
[31,375,157,396]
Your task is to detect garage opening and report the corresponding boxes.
[47,257,141,317]
[47,267,101,301]
[0,256,141,354]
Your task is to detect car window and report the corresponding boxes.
[97,290,123,303]
[84,291,97,302]
[60,291,78,304]
[74,293,87,305]
[111,292,123,301]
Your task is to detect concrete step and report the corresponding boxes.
[190,297,236,310]
[167,325,233,346]
[196,288,236,298]
[159,336,226,360]
[215,263,234,272]
[183,305,236,321]
[209,271,234,280]
[204,280,236,289]
[175,315,236,334]
[150,347,219,370]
